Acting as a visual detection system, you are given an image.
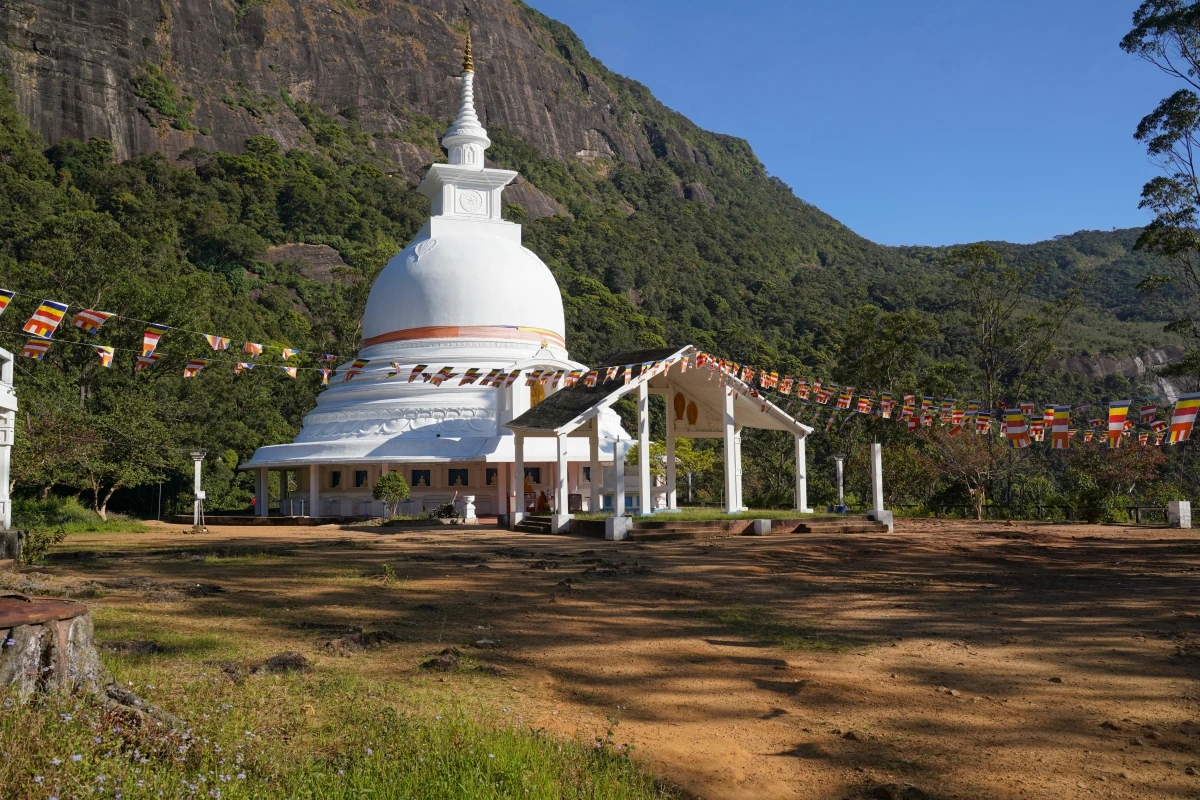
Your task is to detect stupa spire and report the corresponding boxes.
[443,21,489,169]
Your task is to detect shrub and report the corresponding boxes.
[372,472,410,518]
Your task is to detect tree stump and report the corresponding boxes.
[0,530,24,570]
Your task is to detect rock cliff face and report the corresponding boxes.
[0,0,695,177]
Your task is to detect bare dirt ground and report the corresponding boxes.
[13,518,1200,799]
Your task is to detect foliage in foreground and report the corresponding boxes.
[0,665,672,800]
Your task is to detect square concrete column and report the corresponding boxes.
[794,434,813,513]
[512,432,526,528]
[496,461,507,520]
[637,380,652,515]
[734,428,745,512]
[552,432,571,532]
[309,464,320,519]
[871,442,884,514]
[665,410,678,510]
[588,423,601,513]
[256,468,269,517]
[723,388,738,514]
[613,437,627,517]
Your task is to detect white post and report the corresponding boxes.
[193,455,204,527]
[836,458,845,508]
[0,411,12,530]
[871,442,884,514]
[613,438,626,517]
[257,468,269,518]
[512,432,526,528]
[794,434,812,513]
[552,432,571,532]
[496,462,507,521]
[734,428,745,512]
[666,412,678,510]
[309,464,320,519]
[637,380,652,515]
[588,422,601,514]
[723,388,738,514]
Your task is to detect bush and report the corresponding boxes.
[12,496,95,529]
[372,472,410,518]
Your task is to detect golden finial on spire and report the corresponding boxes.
[463,24,474,72]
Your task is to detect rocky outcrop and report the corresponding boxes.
[1054,345,1185,380]
[264,243,352,284]
[0,0,703,175]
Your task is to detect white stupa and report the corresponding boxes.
[242,31,630,519]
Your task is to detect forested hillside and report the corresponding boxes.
[0,0,1186,518]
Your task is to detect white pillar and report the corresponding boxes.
[588,422,601,513]
[734,429,744,511]
[309,464,320,519]
[871,442,884,513]
[193,457,203,527]
[512,432,526,527]
[637,380,652,515]
[613,438,626,517]
[666,411,678,510]
[723,388,738,514]
[794,435,812,513]
[0,411,12,530]
[257,468,269,517]
[835,458,845,508]
[496,462,507,520]
[552,432,571,532]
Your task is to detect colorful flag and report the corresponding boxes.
[93,346,114,368]
[740,366,755,384]
[1020,402,1035,417]
[243,342,263,359]
[1140,404,1157,424]
[319,369,330,386]
[204,334,230,351]
[965,400,981,417]
[951,408,964,426]
[142,323,169,357]
[1051,406,1070,449]
[525,369,544,387]
[183,359,208,378]
[583,369,599,388]
[0,289,14,314]
[1151,419,1168,434]
[549,369,566,388]
[281,348,298,361]
[921,396,933,416]
[907,416,920,433]
[135,354,161,371]
[431,367,456,386]
[1108,400,1131,447]
[459,368,483,386]
[779,376,794,395]
[23,300,69,338]
[1029,420,1045,442]
[856,396,872,414]
[949,423,963,436]
[408,365,429,383]
[836,389,853,410]
[879,392,894,419]
[604,366,618,382]
[1168,393,1200,444]
[344,359,369,382]
[1139,432,1150,445]
[815,386,834,405]
[503,370,522,387]
[901,395,916,420]
[317,354,337,364]
[281,366,298,379]
[825,412,837,433]
[940,399,955,424]
[1084,430,1093,443]
[71,309,115,335]
[1155,432,1165,446]
[975,413,991,435]
[236,362,255,375]
[1042,406,1055,428]
[1089,418,1102,428]
[564,369,583,387]
[1005,411,1030,448]
[20,339,50,359]
[796,380,812,400]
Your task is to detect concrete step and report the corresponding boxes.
[795,518,889,534]
[628,527,729,542]
[514,521,552,534]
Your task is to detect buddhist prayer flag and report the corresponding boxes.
[0,290,14,314]
[1139,432,1150,446]
[1141,404,1157,424]
[779,376,794,395]
[940,399,954,423]
[71,310,114,335]
[318,368,330,385]
[503,370,522,387]
[880,392,894,419]
[344,359,369,382]
[235,362,254,375]
[317,354,337,364]
[604,366,618,382]
[921,396,933,416]
[825,412,837,433]
[815,386,833,404]
[204,334,230,351]
[1089,418,1103,428]
[408,365,429,382]
[1029,420,1045,442]
[135,354,161,371]
[951,408,964,426]
[1084,430,1093,443]
[23,300,69,338]
[1168,393,1200,444]
[431,367,456,386]
[1155,432,1165,446]
[459,368,482,386]
[583,369,599,388]
[1051,406,1070,449]
[1108,400,1131,447]
[740,366,755,384]
[93,346,114,368]
[182,359,208,378]
[836,389,853,410]
[975,413,991,435]
[479,368,502,386]
[550,369,566,388]
[949,423,963,436]
[526,369,544,386]
[1152,419,1168,434]
[281,366,298,379]
[902,395,916,419]
[281,349,298,361]
[856,396,872,414]
[1006,411,1030,448]
[564,369,583,387]
[907,416,920,433]
[243,342,263,359]
[796,380,812,400]
[966,400,981,417]
[1020,402,1035,417]
[142,324,169,356]
[20,339,50,359]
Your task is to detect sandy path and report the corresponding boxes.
[33,518,1200,799]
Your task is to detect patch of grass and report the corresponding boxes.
[201,551,287,566]
[0,666,672,799]
[130,61,196,128]
[690,606,863,653]
[574,508,823,522]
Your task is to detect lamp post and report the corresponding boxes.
[190,450,206,530]
[833,452,847,514]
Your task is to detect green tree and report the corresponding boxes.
[373,471,411,518]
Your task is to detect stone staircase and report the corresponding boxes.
[513,514,554,535]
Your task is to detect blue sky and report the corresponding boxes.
[526,0,1178,246]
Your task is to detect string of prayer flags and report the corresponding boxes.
[182,359,208,378]
[23,300,69,339]
[319,369,330,386]
[235,362,254,375]
[142,324,169,357]
[94,346,114,368]
[135,354,161,371]
[479,368,502,387]
[1006,411,1030,448]
[20,340,50,359]
[281,367,298,379]
[0,290,14,314]
[204,334,230,351]
[825,411,837,433]
[564,369,583,387]
[431,367,456,386]
[779,376,794,395]
[72,310,114,335]
[797,380,813,400]
[1141,404,1157,423]
[1108,400,1131,447]
[525,369,544,386]
[1051,406,1070,449]
[344,359,369,382]
[503,370,522,388]
[243,342,263,359]
[459,368,482,386]
[1168,393,1200,444]
[280,349,298,361]
[408,365,428,383]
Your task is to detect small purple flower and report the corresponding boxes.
[71,755,82,762]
